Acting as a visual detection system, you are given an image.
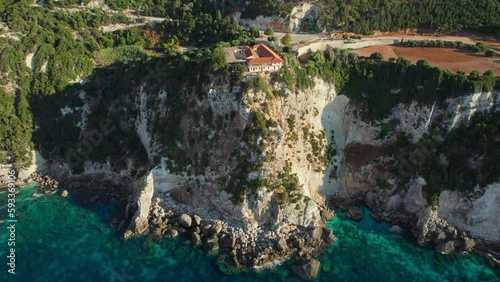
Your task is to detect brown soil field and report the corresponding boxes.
[355,45,500,75]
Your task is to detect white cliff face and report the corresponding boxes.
[208,86,250,121]
[443,91,499,131]
[403,177,428,214]
[235,2,321,33]
[0,150,47,183]
[388,101,434,143]
[316,88,500,247]
[234,12,291,33]
[438,182,500,243]
[151,157,192,193]
[272,79,338,200]
[289,3,321,32]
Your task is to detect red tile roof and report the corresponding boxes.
[244,44,284,65]
[244,47,259,58]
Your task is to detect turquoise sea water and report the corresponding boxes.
[0,184,499,282]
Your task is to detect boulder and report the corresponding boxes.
[462,237,475,252]
[311,227,323,242]
[200,222,212,235]
[61,190,69,197]
[276,238,287,252]
[432,231,447,245]
[436,240,459,254]
[179,214,192,228]
[206,234,219,244]
[347,206,363,221]
[205,241,219,253]
[219,233,236,249]
[209,222,223,236]
[123,229,133,240]
[293,259,321,280]
[321,208,335,221]
[365,191,377,207]
[191,232,201,245]
[193,226,201,234]
[153,228,164,236]
[165,228,179,239]
[193,214,202,226]
[291,237,305,249]
[321,227,336,244]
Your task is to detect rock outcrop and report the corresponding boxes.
[127,172,154,236]
[293,258,321,280]
[323,90,500,258]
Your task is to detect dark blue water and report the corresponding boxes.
[1,184,499,281]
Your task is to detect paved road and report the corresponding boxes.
[269,32,324,45]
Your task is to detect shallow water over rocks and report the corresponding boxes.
[0,184,498,281]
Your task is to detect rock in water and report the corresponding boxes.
[61,190,69,197]
[179,214,192,228]
[347,206,363,221]
[321,208,335,221]
[293,259,321,280]
[191,232,201,245]
[165,228,179,239]
[436,240,458,254]
[322,227,336,244]
[123,229,133,240]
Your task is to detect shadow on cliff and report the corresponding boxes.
[27,58,168,229]
[318,93,350,203]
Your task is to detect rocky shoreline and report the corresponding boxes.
[136,198,336,279]
[18,168,500,276]
[32,168,332,279]
[329,191,500,268]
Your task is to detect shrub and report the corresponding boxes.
[264,27,274,35]
[485,50,497,57]
[370,52,384,61]
[97,46,152,66]
[281,33,292,46]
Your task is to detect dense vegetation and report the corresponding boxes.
[401,40,492,54]
[280,47,498,120]
[241,0,500,35]
[161,4,252,46]
[49,0,500,36]
[0,0,163,168]
[0,0,259,169]
[423,111,500,194]
[385,110,500,198]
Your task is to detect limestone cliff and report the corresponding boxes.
[322,90,500,256]
[18,56,499,267]
[236,2,321,33]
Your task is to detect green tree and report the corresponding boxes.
[370,52,384,61]
[485,50,497,57]
[416,59,429,67]
[264,27,274,35]
[469,70,480,80]
[281,33,292,46]
[250,27,260,38]
[210,46,227,71]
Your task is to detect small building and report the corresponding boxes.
[224,44,284,73]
